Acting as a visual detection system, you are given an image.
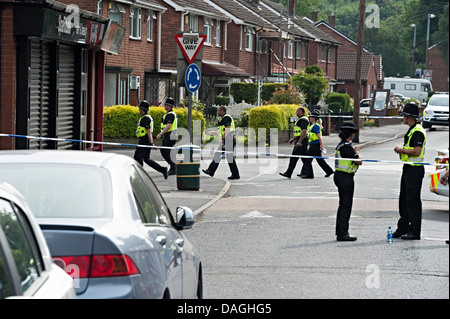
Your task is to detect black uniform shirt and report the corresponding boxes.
[337,141,359,159]
[162,112,176,136]
[295,117,309,142]
[219,115,233,128]
[138,115,152,145]
[404,123,425,148]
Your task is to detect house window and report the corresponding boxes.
[296,41,302,59]
[288,41,293,59]
[204,18,213,45]
[109,2,125,25]
[216,20,221,47]
[256,37,262,53]
[189,14,198,32]
[303,42,308,60]
[245,27,254,52]
[405,84,416,90]
[147,10,156,42]
[321,44,327,61]
[130,7,142,39]
[391,84,396,90]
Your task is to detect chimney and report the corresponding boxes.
[328,13,335,27]
[288,0,296,16]
[311,10,318,22]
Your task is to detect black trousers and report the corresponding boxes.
[160,133,177,171]
[308,143,334,177]
[207,137,240,177]
[285,143,312,177]
[334,171,355,236]
[397,165,424,236]
[134,145,166,174]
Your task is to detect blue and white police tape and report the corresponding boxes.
[1,133,447,167]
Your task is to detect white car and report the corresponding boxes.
[0,182,75,299]
[422,93,449,129]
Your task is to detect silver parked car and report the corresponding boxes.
[0,151,202,299]
[0,182,75,299]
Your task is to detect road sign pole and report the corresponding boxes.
[188,91,193,144]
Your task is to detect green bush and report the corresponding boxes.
[230,82,258,104]
[326,92,352,111]
[103,105,205,138]
[248,104,301,141]
[261,83,289,102]
[214,96,230,106]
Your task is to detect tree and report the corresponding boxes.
[290,65,328,106]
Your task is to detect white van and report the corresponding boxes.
[383,77,433,103]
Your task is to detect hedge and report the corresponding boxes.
[326,93,352,111]
[248,104,307,141]
[103,105,205,139]
[230,82,290,104]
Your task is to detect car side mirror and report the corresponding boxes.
[176,206,195,230]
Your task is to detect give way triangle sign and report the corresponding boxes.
[174,33,207,64]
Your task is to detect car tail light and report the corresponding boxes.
[53,255,139,278]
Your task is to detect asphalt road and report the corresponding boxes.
[185,127,449,299]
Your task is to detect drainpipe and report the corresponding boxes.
[181,11,188,32]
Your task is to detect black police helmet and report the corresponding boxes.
[340,121,358,133]
[400,102,419,119]
[165,97,175,108]
[309,109,321,118]
[139,100,149,112]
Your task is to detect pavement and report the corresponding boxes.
[104,123,408,218]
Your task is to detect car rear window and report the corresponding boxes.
[0,164,112,218]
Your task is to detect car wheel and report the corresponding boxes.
[422,121,431,129]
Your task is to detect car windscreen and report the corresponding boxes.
[429,95,449,107]
[0,164,112,218]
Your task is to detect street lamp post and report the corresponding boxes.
[411,24,416,77]
[425,13,435,73]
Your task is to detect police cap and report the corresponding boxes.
[139,100,149,112]
[400,102,419,119]
[340,122,358,133]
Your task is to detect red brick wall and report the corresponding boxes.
[429,45,448,92]
[0,6,16,150]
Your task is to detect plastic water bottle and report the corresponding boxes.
[322,148,327,154]
[387,227,393,244]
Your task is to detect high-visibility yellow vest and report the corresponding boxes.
[335,142,359,174]
[307,122,320,143]
[400,123,426,166]
[218,114,235,136]
[294,116,308,137]
[136,114,153,138]
[161,111,178,132]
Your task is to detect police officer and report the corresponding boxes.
[202,106,240,180]
[393,102,426,240]
[334,122,362,241]
[157,97,178,175]
[280,106,313,178]
[306,110,334,178]
[134,101,168,179]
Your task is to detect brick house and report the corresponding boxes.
[0,0,116,150]
[315,17,383,100]
[427,42,449,92]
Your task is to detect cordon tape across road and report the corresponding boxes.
[1,133,447,168]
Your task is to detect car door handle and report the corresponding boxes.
[156,236,167,246]
[175,239,184,248]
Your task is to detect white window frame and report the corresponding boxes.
[147,10,156,42]
[130,6,142,40]
[288,41,293,59]
[245,27,254,52]
[215,20,221,47]
[204,18,213,45]
[189,14,198,32]
[256,37,262,53]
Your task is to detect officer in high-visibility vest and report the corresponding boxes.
[157,97,178,175]
[393,103,426,240]
[334,122,362,241]
[280,106,312,178]
[307,109,334,178]
[202,106,240,180]
[134,101,168,179]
